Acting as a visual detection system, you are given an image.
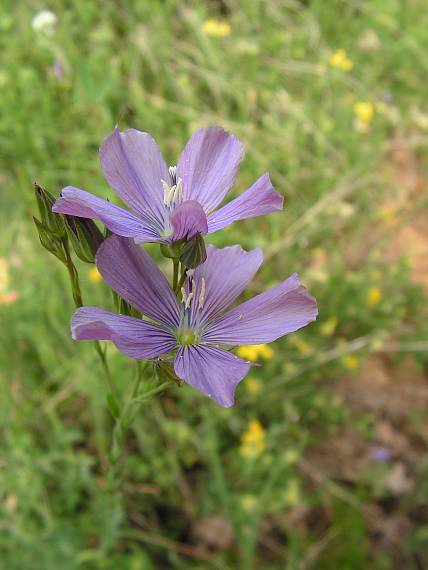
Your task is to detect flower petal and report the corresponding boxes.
[176,126,244,214]
[188,244,263,326]
[71,306,177,359]
[203,273,318,345]
[170,200,208,241]
[174,344,251,407]
[207,173,283,233]
[100,128,169,229]
[52,186,161,241]
[96,235,180,327]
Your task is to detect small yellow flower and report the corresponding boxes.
[88,267,103,284]
[329,49,353,71]
[283,449,299,465]
[283,479,301,507]
[284,362,297,374]
[379,205,398,226]
[202,18,231,37]
[239,420,266,459]
[367,286,382,305]
[354,101,374,124]
[341,354,359,370]
[240,494,258,512]
[294,338,311,355]
[245,376,262,396]
[237,344,273,362]
[320,316,338,337]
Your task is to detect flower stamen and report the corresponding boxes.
[198,277,206,309]
[161,177,183,207]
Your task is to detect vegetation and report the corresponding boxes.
[1,1,428,568]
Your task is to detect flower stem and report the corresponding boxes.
[177,262,187,292]
[172,258,179,293]
[62,236,83,307]
[61,236,117,402]
[134,380,172,402]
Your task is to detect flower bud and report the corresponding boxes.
[65,216,104,263]
[180,232,207,269]
[34,183,65,238]
[112,291,140,318]
[33,216,66,263]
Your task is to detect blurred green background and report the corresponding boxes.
[1,1,428,568]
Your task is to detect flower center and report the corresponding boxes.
[176,329,199,346]
[176,273,207,344]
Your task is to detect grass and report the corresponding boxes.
[1,0,428,568]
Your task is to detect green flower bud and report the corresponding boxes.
[34,183,65,238]
[33,216,66,263]
[112,291,140,318]
[180,232,207,269]
[65,216,104,263]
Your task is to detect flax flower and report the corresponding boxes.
[71,236,317,407]
[53,126,283,245]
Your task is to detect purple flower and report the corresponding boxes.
[370,446,391,463]
[71,235,317,407]
[52,126,283,244]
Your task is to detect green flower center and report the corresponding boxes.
[177,329,198,346]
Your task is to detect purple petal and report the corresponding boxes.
[71,307,177,359]
[174,344,251,407]
[52,186,161,241]
[96,235,180,327]
[187,244,263,326]
[207,173,283,233]
[170,200,208,241]
[176,126,244,214]
[203,273,318,345]
[100,128,169,229]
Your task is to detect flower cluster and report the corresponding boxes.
[37,126,318,407]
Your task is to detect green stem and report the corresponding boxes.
[177,263,187,292]
[62,237,83,307]
[61,236,116,401]
[132,360,144,398]
[134,380,172,402]
[172,259,179,293]
[94,341,118,402]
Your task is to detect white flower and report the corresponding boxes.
[31,10,57,34]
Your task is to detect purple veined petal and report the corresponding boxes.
[169,200,208,242]
[203,273,318,345]
[52,186,161,242]
[207,173,284,234]
[174,344,251,407]
[96,235,180,328]
[71,306,177,359]
[187,244,263,326]
[176,126,244,214]
[100,128,169,230]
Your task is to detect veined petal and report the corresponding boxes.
[100,128,169,229]
[176,126,244,214]
[174,344,251,407]
[96,235,180,328]
[188,244,263,326]
[71,307,177,359]
[170,200,208,241]
[53,186,161,241]
[203,273,318,345]
[207,173,283,233]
